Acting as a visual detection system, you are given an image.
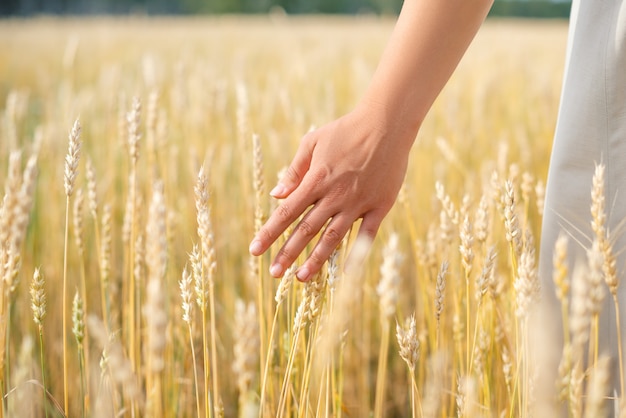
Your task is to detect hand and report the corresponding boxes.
[248,103,413,282]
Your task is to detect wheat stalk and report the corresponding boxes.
[1,152,37,290]
[514,245,539,320]
[0,151,22,283]
[298,272,327,417]
[72,291,86,417]
[99,204,112,330]
[146,89,159,174]
[374,233,402,418]
[535,180,545,217]
[0,150,38,414]
[460,213,474,372]
[503,180,522,263]
[520,171,533,231]
[87,315,142,410]
[590,163,624,397]
[435,261,449,347]
[557,343,572,406]
[475,246,496,304]
[469,247,496,381]
[30,268,47,418]
[474,195,489,245]
[422,352,446,418]
[233,299,260,415]
[259,264,296,415]
[194,165,219,417]
[180,266,201,418]
[587,239,605,367]
[584,355,611,418]
[513,241,539,418]
[62,117,81,416]
[4,153,38,292]
[277,296,308,418]
[250,134,270,415]
[0,151,23,414]
[64,119,81,198]
[570,262,591,359]
[145,180,168,417]
[396,314,422,417]
[126,96,142,386]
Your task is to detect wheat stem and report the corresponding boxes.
[277,297,307,417]
[37,328,48,418]
[208,278,219,416]
[188,323,202,418]
[614,296,625,400]
[259,308,280,416]
[373,320,391,418]
[62,196,70,415]
[31,268,47,418]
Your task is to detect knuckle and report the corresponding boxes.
[276,246,294,262]
[308,167,329,189]
[322,226,343,245]
[307,251,326,268]
[297,220,316,238]
[285,166,301,184]
[301,130,316,143]
[361,224,378,239]
[276,203,292,221]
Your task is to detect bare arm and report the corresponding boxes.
[249,0,494,281]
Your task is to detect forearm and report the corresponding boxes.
[361,0,494,147]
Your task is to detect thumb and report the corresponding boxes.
[270,131,316,198]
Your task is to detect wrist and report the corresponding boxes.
[353,97,421,153]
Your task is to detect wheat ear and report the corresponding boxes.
[435,261,449,348]
[180,267,201,418]
[396,314,422,417]
[72,291,86,417]
[298,272,327,418]
[590,163,624,397]
[30,268,47,418]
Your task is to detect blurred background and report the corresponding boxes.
[1,0,572,18]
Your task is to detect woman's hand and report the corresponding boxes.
[248,0,493,281]
[248,103,413,282]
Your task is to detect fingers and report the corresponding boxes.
[269,132,316,199]
[328,211,383,281]
[266,208,384,282]
[294,214,355,282]
[269,205,335,278]
[356,209,384,243]
[249,189,313,257]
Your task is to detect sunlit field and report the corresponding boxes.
[2,15,620,417]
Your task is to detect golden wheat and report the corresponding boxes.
[1,16,623,417]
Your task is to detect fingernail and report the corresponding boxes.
[270,263,283,277]
[269,183,286,197]
[296,266,310,282]
[249,239,263,255]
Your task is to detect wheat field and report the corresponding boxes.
[1,15,621,418]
